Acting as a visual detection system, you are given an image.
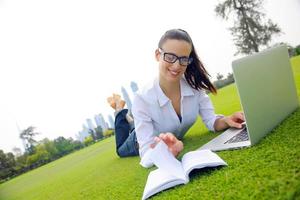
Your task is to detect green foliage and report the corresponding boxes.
[213,72,235,89]
[53,137,76,157]
[215,0,281,55]
[0,57,299,199]
[103,129,114,137]
[83,136,94,146]
[295,46,300,56]
[216,73,224,80]
[19,126,40,154]
[289,44,300,57]
[40,138,58,159]
[94,126,104,140]
[1,136,84,182]
[0,150,15,181]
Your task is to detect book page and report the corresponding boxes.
[181,150,227,176]
[142,168,186,200]
[150,141,186,180]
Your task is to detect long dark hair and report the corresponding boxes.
[158,29,217,94]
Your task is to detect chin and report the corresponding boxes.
[166,74,182,82]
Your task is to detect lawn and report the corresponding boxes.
[0,56,299,200]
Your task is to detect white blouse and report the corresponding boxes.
[132,77,222,168]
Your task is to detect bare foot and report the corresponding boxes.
[107,93,126,111]
[107,96,116,110]
[113,93,126,110]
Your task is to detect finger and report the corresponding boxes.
[158,133,164,142]
[235,112,245,121]
[166,132,175,138]
[168,147,177,156]
[165,133,177,143]
[150,143,156,148]
[158,134,171,145]
[164,134,173,143]
[154,137,161,143]
[162,136,171,145]
[229,121,243,129]
[159,133,165,138]
[159,133,168,140]
[150,137,161,148]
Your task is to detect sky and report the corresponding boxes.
[0,0,299,153]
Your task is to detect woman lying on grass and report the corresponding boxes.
[107,29,245,168]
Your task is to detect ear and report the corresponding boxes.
[155,49,160,62]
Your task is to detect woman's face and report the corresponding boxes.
[156,39,192,84]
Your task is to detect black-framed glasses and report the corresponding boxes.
[158,48,193,66]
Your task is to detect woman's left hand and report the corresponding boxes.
[224,111,245,129]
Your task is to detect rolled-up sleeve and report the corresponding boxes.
[197,90,223,132]
[132,95,155,168]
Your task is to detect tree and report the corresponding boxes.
[19,126,40,154]
[103,129,114,138]
[26,144,50,166]
[84,136,94,146]
[95,126,104,140]
[216,73,224,80]
[39,138,58,160]
[72,140,84,150]
[53,137,74,157]
[0,150,16,181]
[215,0,281,55]
[14,154,28,174]
[227,72,234,82]
[12,147,22,157]
[88,129,96,141]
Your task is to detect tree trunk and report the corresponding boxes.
[234,0,259,52]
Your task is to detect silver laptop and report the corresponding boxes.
[199,45,299,151]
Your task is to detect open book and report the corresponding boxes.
[142,141,227,200]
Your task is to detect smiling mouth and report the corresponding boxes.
[168,69,180,76]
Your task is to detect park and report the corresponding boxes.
[0,55,299,200]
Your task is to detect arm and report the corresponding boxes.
[197,90,244,132]
[197,90,224,132]
[132,95,156,168]
[132,95,184,168]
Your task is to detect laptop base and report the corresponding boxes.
[198,127,251,151]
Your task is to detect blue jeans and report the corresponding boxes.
[115,109,139,157]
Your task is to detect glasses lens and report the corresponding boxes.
[179,57,190,66]
[164,53,177,63]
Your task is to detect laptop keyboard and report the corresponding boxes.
[224,128,249,144]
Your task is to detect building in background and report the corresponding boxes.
[94,114,102,128]
[86,118,95,131]
[95,113,108,131]
[121,86,132,110]
[130,81,139,94]
[76,124,91,142]
[108,114,115,129]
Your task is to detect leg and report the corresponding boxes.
[117,129,139,157]
[114,109,131,149]
[108,94,138,157]
[114,109,139,157]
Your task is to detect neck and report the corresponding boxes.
[159,77,181,97]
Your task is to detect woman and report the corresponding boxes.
[107,29,244,168]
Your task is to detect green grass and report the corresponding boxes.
[1,56,300,200]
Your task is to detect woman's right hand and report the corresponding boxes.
[151,132,184,157]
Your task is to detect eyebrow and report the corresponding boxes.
[159,48,190,57]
